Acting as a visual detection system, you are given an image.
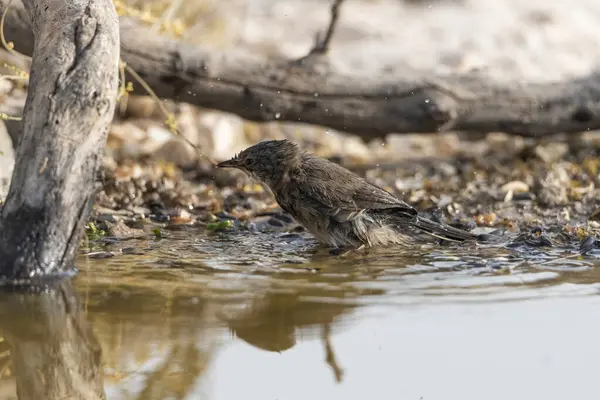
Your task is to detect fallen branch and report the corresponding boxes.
[0,0,119,280]
[2,1,600,139]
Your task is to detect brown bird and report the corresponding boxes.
[217,139,480,248]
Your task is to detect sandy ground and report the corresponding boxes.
[210,0,600,83]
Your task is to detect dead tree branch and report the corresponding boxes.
[0,0,119,280]
[309,0,345,55]
[2,1,600,140]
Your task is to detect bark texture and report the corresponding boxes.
[0,0,120,280]
[2,1,600,140]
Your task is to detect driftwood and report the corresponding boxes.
[2,1,600,140]
[0,0,119,279]
[0,282,105,399]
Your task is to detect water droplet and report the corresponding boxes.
[275,113,281,119]
[425,99,430,103]
[314,92,319,97]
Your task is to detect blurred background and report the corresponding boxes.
[1,1,600,399]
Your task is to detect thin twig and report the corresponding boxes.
[117,60,129,115]
[152,0,185,32]
[322,323,344,383]
[0,74,27,82]
[289,0,344,70]
[124,63,218,166]
[0,0,31,62]
[310,0,344,55]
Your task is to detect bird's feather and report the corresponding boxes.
[411,216,477,242]
[220,139,484,248]
[297,155,417,223]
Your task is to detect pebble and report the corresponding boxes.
[104,220,146,239]
[123,95,159,119]
[500,180,530,194]
[154,138,198,168]
[537,164,570,207]
[580,236,597,253]
[86,251,116,259]
[535,143,569,164]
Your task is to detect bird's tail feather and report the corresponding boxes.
[411,216,477,242]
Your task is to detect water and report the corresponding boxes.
[2,228,600,399]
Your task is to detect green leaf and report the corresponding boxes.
[206,220,234,231]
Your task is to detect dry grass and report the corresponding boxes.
[118,0,243,46]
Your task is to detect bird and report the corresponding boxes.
[217,139,481,249]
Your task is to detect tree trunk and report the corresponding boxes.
[0,0,119,280]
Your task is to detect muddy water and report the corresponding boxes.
[3,228,600,399]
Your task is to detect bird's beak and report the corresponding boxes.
[216,158,240,168]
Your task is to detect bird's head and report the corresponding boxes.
[217,139,302,186]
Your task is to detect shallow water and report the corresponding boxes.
[2,228,600,399]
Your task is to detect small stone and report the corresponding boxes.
[86,251,116,259]
[536,164,570,207]
[123,95,158,119]
[395,178,424,191]
[501,180,529,194]
[534,143,568,164]
[95,214,118,223]
[199,112,249,161]
[580,236,597,253]
[104,220,146,239]
[474,213,498,226]
[154,138,198,169]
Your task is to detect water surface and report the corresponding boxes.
[3,228,600,399]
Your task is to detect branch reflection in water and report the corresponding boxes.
[0,230,391,399]
[0,273,358,399]
[78,252,360,399]
[0,280,105,400]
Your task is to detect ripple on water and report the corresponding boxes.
[61,226,600,400]
[77,227,600,306]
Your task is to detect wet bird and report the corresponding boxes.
[217,139,480,249]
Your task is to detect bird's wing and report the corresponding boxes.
[297,156,416,222]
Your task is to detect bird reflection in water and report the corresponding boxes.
[219,290,353,383]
